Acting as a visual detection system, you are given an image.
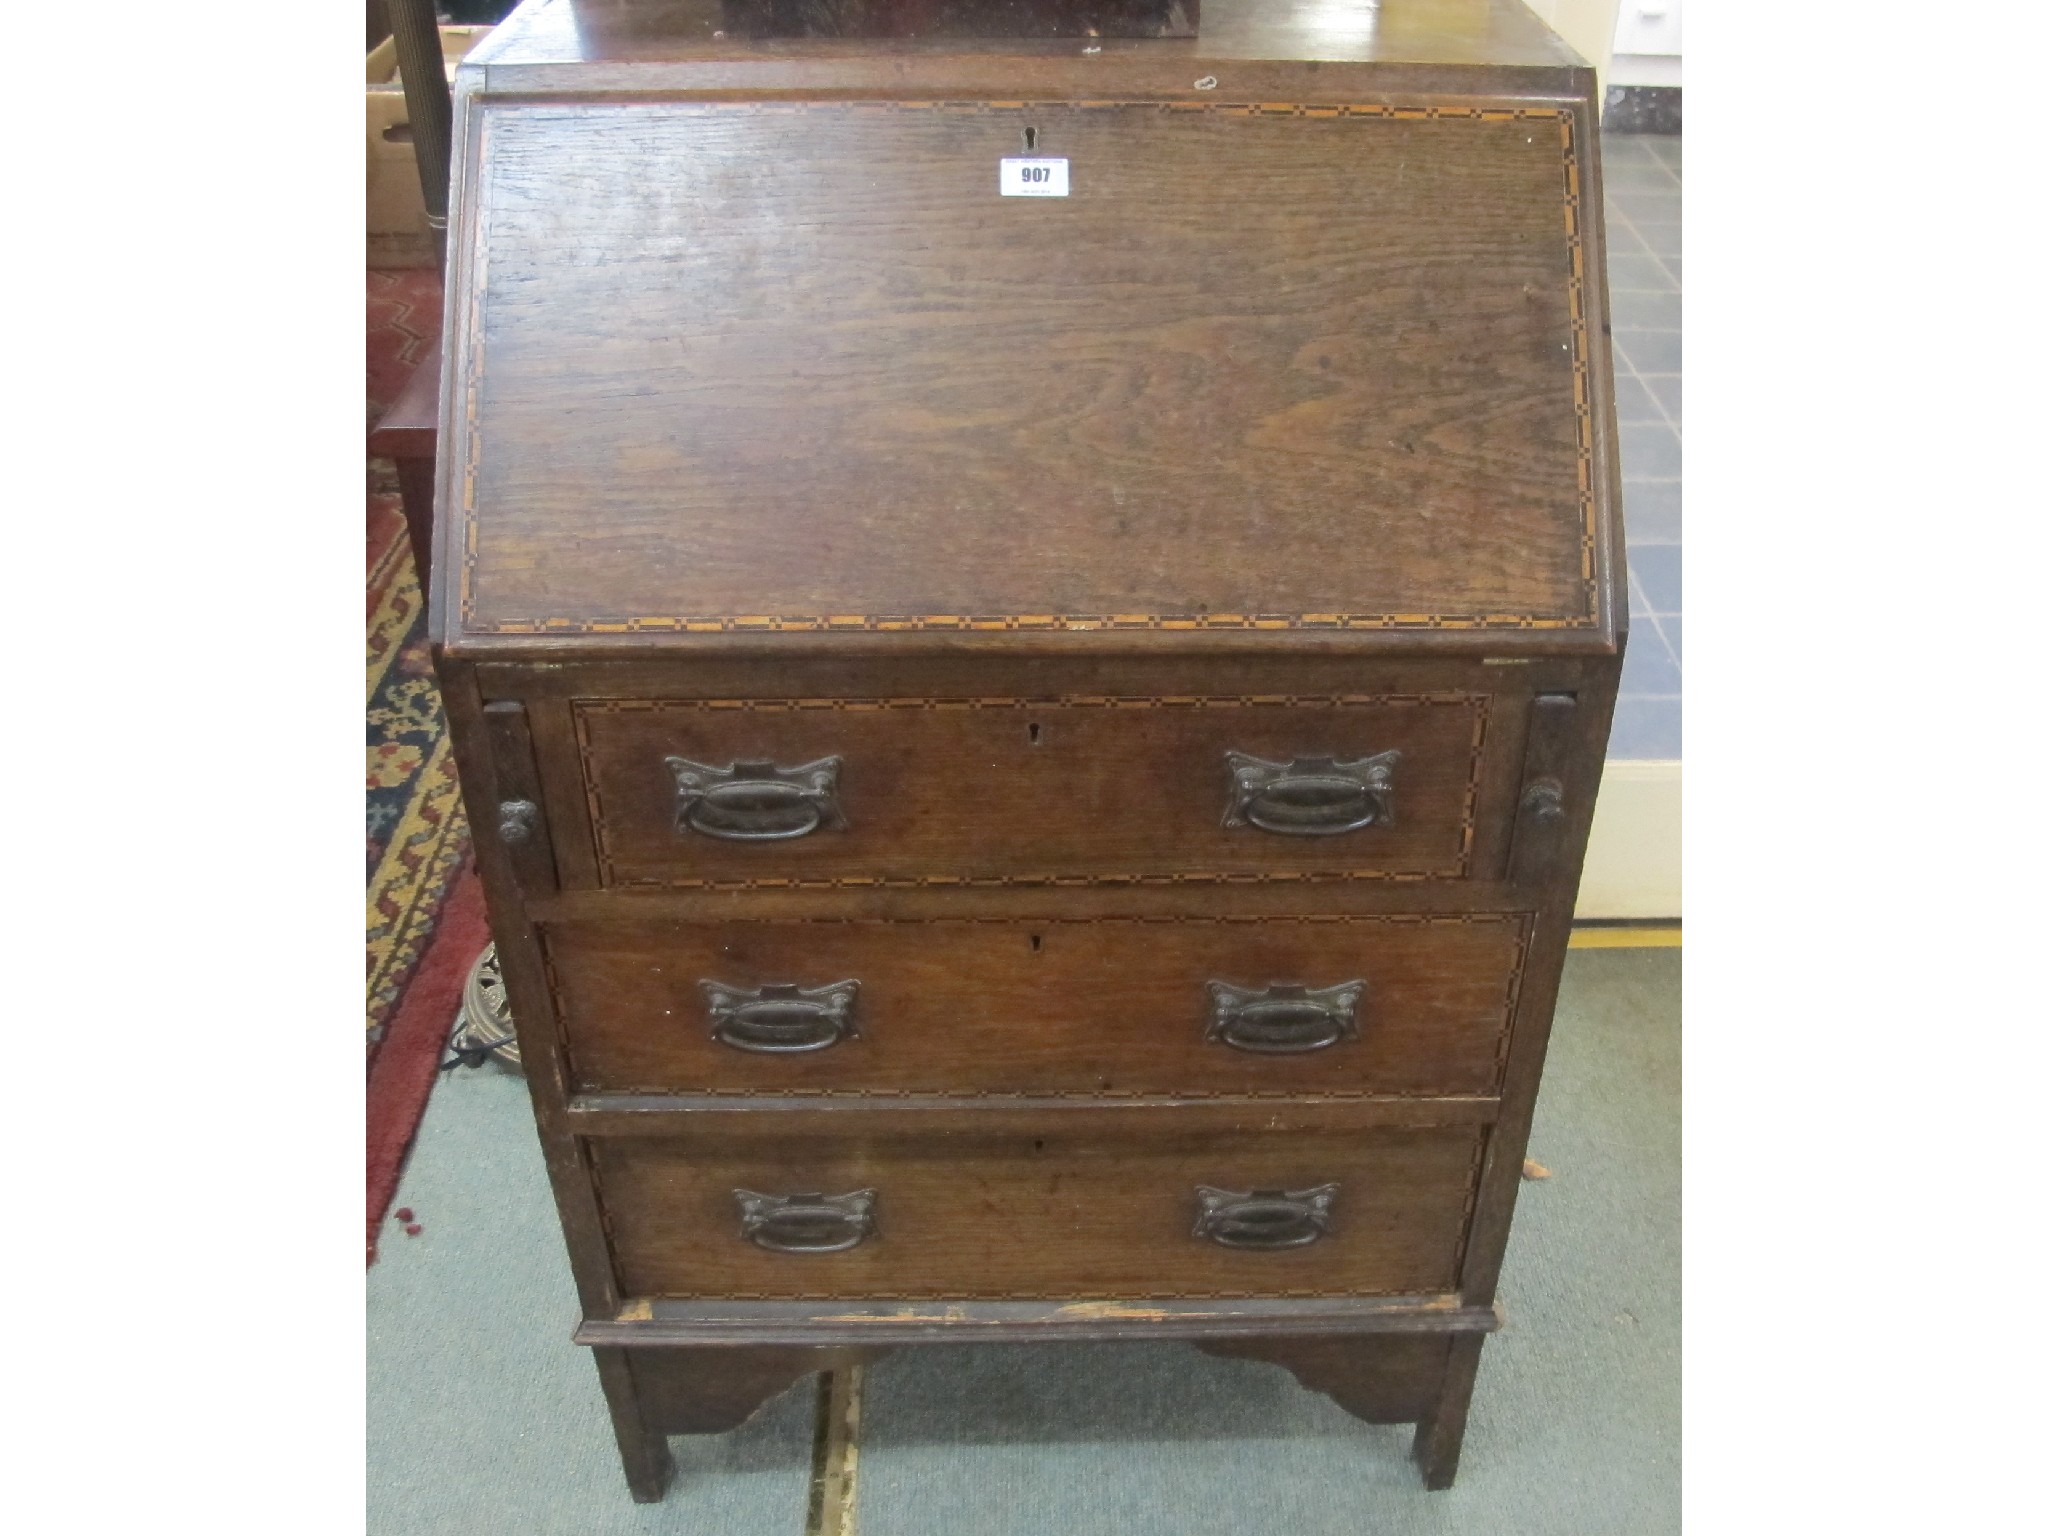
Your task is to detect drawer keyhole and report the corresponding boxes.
[1027,722,1043,746]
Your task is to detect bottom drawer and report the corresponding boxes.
[589,1110,1486,1301]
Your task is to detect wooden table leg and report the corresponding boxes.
[368,338,443,592]
[393,454,436,591]
[591,1345,675,1503]
[1411,1333,1486,1490]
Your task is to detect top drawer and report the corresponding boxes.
[562,690,1507,890]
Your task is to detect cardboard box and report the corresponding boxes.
[367,26,491,269]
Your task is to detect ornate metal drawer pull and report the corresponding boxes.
[1206,980,1364,1054]
[702,979,860,1054]
[1193,1184,1338,1250]
[665,756,846,841]
[735,1188,876,1254]
[1223,751,1398,836]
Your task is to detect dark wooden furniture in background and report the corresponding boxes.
[433,0,1625,1503]
[367,337,441,588]
[377,0,454,269]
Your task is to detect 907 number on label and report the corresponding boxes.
[999,157,1070,197]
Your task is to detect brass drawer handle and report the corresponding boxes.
[666,756,846,841]
[702,980,860,1054]
[735,1188,876,1253]
[1193,1184,1338,1249]
[1206,980,1364,1054]
[1223,751,1398,836]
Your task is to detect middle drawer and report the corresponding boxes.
[541,913,1531,1099]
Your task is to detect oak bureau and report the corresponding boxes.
[431,0,1626,1502]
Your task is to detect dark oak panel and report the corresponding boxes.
[589,1111,1484,1299]
[1198,1334,1455,1424]
[568,691,1496,888]
[456,99,1593,637]
[542,912,1530,1098]
[631,1346,886,1437]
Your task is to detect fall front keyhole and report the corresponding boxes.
[1022,126,1039,152]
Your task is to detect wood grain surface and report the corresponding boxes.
[542,910,1530,1097]
[457,100,1592,634]
[568,690,1493,887]
[590,1110,1484,1298]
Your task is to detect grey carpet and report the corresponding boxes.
[369,947,1679,1534]
[366,1069,818,1535]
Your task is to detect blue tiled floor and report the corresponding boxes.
[1603,133,1681,761]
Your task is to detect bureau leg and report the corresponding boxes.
[592,1346,675,1503]
[1411,1333,1485,1491]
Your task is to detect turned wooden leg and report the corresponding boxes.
[591,1346,675,1503]
[1411,1333,1485,1491]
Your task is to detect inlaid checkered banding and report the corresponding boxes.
[455,102,1606,637]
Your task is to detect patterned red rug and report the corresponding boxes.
[366,268,486,1264]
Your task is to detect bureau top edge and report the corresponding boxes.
[463,0,1591,81]
[430,622,1624,661]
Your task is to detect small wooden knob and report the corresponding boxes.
[498,799,539,844]
[1520,779,1565,824]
